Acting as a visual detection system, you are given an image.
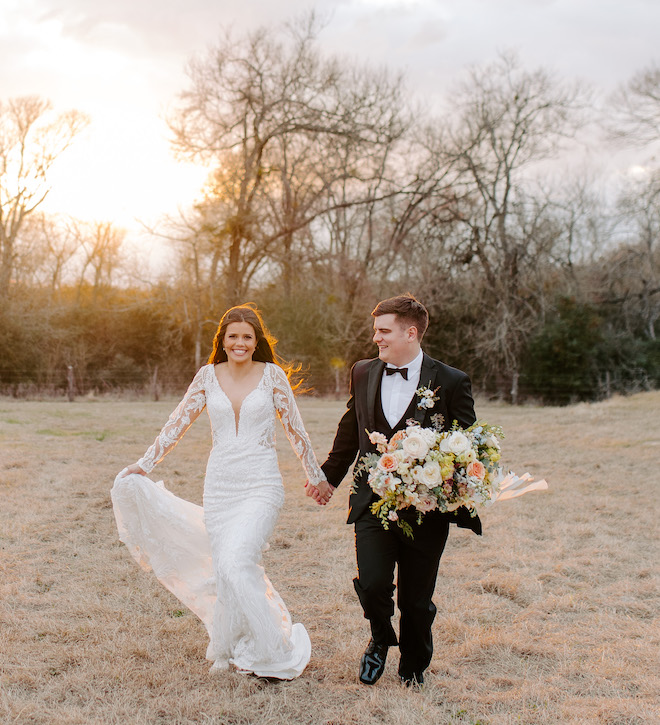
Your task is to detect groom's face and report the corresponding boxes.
[373,314,418,366]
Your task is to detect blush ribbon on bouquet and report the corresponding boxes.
[487,471,548,505]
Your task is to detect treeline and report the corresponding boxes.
[1,18,659,404]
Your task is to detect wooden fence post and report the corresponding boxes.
[67,365,75,402]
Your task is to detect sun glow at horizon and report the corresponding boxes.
[4,4,209,241]
[41,110,210,234]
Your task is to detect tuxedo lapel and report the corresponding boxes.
[366,359,385,431]
[412,354,439,426]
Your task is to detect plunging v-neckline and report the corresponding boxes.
[213,363,267,435]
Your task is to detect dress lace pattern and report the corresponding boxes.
[111,362,325,679]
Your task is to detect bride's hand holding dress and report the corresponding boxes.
[119,463,146,477]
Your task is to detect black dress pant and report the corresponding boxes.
[353,509,450,677]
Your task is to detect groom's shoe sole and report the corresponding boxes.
[359,640,388,685]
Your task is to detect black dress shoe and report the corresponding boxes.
[399,670,424,688]
[359,639,388,685]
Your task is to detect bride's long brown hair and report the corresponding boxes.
[208,303,303,390]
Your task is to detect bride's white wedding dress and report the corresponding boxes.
[111,362,326,679]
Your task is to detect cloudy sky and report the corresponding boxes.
[2,0,659,240]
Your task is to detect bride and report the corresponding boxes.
[112,304,333,679]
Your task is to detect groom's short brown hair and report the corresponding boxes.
[372,293,429,340]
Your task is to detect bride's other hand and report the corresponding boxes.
[120,463,147,477]
[306,479,334,505]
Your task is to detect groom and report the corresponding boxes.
[308,294,481,687]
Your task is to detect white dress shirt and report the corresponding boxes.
[381,350,424,428]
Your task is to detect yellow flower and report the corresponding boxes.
[456,449,476,465]
[439,456,455,481]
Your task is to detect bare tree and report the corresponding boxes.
[0,96,88,297]
[11,213,79,294]
[605,171,660,340]
[73,220,125,300]
[445,52,588,400]
[168,15,408,306]
[608,61,660,146]
[160,212,221,369]
[602,61,660,343]
[551,176,613,267]
[305,121,464,337]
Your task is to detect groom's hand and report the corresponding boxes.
[306,479,335,505]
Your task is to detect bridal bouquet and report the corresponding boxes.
[360,420,507,538]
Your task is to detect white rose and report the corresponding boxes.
[383,474,400,492]
[485,434,499,449]
[419,427,439,447]
[372,480,387,496]
[403,489,420,506]
[419,460,441,487]
[402,433,430,459]
[397,461,411,475]
[440,431,471,456]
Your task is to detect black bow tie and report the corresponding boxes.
[385,367,408,380]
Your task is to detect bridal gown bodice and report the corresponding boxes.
[136,362,326,492]
[111,362,326,679]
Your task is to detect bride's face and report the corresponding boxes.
[223,321,258,363]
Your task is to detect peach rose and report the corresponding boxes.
[377,453,399,473]
[467,460,486,481]
[387,429,407,451]
[368,431,389,452]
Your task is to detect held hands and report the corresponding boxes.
[305,479,335,506]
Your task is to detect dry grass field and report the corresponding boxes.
[1,391,659,725]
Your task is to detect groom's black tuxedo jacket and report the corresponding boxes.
[321,353,482,535]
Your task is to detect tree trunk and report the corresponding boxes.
[0,234,14,297]
[282,231,293,300]
[227,232,242,307]
[151,366,160,402]
[195,325,202,370]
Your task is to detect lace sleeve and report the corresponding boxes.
[271,365,327,487]
[136,366,208,473]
